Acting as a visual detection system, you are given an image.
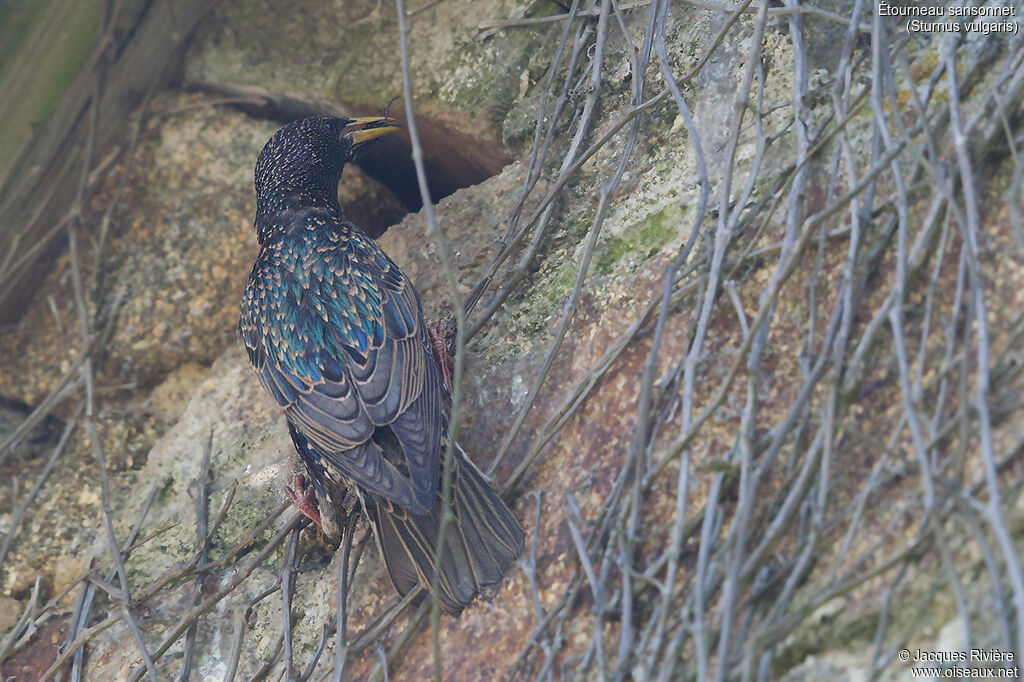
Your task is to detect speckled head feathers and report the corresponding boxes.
[254,116,352,205]
[253,115,398,219]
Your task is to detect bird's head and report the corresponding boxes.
[254,114,399,212]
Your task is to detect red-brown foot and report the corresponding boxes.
[427,318,455,393]
[285,474,323,529]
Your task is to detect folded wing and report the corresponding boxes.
[240,223,442,513]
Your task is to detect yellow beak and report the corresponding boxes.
[345,116,400,145]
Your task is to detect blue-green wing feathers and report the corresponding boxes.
[240,212,441,513]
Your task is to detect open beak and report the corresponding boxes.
[344,116,400,146]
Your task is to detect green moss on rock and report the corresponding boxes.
[595,203,681,275]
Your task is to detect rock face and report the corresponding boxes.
[2,1,1023,681]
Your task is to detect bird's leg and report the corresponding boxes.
[284,474,323,529]
[427,318,455,393]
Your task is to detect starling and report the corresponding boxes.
[239,114,525,614]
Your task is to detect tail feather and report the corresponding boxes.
[365,452,525,614]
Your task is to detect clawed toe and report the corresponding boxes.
[285,474,323,528]
[427,318,455,393]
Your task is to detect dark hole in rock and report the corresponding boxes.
[190,86,511,237]
[354,113,511,217]
[348,116,510,238]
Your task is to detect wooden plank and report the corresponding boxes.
[0,0,213,325]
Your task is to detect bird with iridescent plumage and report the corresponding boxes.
[238,114,524,614]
